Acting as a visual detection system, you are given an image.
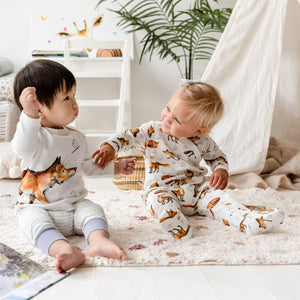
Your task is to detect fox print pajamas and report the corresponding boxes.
[106,121,284,239]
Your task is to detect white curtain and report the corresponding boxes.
[202,0,300,175]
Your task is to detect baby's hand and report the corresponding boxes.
[92,143,115,169]
[20,87,40,119]
[210,168,228,190]
[117,157,136,175]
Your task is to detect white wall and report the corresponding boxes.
[0,0,235,127]
[0,0,31,69]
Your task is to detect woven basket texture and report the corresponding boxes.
[0,101,20,142]
[112,155,145,190]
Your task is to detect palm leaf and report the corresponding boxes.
[96,0,232,79]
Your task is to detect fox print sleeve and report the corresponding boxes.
[11,112,41,163]
[200,136,229,173]
[105,121,152,153]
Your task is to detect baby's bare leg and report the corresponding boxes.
[49,240,85,273]
[88,230,127,260]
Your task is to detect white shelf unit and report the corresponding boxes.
[63,39,131,151]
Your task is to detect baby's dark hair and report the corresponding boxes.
[14,59,76,110]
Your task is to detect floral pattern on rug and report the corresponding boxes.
[1,188,300,268]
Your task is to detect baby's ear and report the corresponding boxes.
[195,128,208,136]
[37,101,44,112]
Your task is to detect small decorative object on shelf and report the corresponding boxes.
[96,49,122,57]
[31,49,88,57]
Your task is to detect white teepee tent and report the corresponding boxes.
[202,0,300,175]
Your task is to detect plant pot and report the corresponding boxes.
[179,79,203,86]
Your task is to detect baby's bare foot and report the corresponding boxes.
[55,246,85,273]
[88,232,127,260]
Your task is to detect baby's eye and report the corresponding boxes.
[175,118,181,125]
[166,106,170,112]
[64,96,70,101]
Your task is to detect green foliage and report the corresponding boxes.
[96,0,232,79]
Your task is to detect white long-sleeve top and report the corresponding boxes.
[106,121,229,195]
[12,112,114,210]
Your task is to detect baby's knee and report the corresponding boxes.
[17,206,55,245]
[74,199,107,233]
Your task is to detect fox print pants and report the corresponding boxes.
[145,185,284,239]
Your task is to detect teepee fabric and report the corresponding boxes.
[271,0,300,151]
[202,0,300,175]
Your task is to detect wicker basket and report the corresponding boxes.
[112,155,145,190]
[0,101,20,142]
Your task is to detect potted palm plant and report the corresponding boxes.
[96,0,232,80]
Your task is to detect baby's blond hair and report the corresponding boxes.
[179,82,224,132]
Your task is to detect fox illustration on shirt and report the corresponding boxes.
[19,156,76,204]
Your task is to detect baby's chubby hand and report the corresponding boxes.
[92,143,115,169]
[210,168,228,190]
[20,87,40,119]
[116,157,136,175]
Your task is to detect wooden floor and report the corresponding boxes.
[1,179,299,300]
[35,265,300,300]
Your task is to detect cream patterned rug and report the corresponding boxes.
[1,187,300,268]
